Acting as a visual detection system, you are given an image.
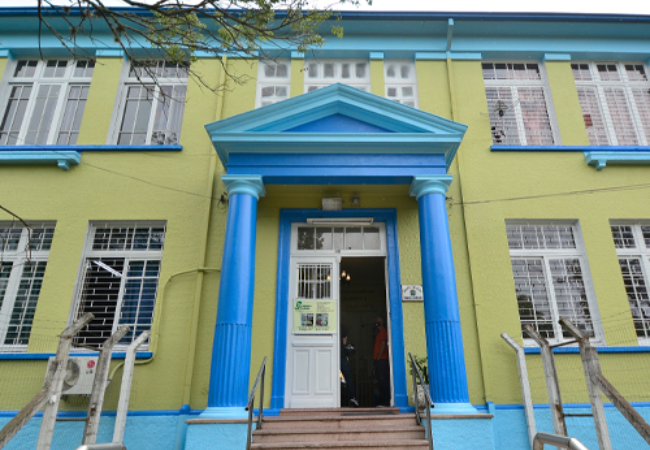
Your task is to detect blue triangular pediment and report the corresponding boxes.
[285,114,393,133]
[205,84,468,169]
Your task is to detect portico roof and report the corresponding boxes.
[205,83,467,172]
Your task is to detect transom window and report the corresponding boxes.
[256,59,291,108]
[506,222,598,344]
[111,61,188,145]
[384,61,418,108]
[0,222,55,352]
[482,62,557,146]
[0,59,94,145]
[72,222,166,348]
[304,60,370,93]
[572,62,650,146]
[296,226,382,251]
[610,222,650,343]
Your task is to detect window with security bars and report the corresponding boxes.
[384,61,418,107]
[256,60,291,108]
[304,60,370,93]
[296,226,382,251]
[112,61,187,145]
[482,63,557,146]
[0,59,94,145]
[297,264,332,299]
[572,62,650,146]
[610,223,650,343]
[0,222,55,351]
[506,222,598,344]
[72,223,165,348]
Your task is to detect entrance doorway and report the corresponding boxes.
[340,257,390,408]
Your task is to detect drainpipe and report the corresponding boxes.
[444,17,493,404]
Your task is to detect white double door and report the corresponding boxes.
[285,256,340,408]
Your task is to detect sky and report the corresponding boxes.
[0,0,649,16]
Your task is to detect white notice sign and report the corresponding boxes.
[402,285,423,301]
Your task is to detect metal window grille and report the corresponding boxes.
[610,223,650,344]
[117,61,188,145]
[257,60,291,108]
[507,222,596,345]
[0,59,93,146]
[572,61,650,145]
[297,264,332,299]
[304,60,370,93]
[73,223,166,348]
[384,61,418,107]
[483,63,555,146]
[0,222,55,351]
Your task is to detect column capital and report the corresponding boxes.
[222,175,266,200]
[409,175,453,200]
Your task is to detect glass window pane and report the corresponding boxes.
[297,227,314,250]
[363,227,380,250]
[315,228,332,250]
[345,227,362,250]
[333,228,344,250]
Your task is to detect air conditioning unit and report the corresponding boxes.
[46,356,98,396]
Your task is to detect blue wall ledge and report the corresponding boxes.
[584,151,650,170]
[0,405,203,418]
[524,346,650,354]
[0,351,153,360]
[491,145,650,152]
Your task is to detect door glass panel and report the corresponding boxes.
[297,263,332,299]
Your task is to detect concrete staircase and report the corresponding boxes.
[251,407,430,449]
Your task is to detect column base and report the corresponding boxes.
[199,407,248,419]
[430,402,478,415]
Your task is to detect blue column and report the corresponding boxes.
[409,175,476,415]
[201,175,265,419]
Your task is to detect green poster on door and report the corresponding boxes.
[293,299,337,334]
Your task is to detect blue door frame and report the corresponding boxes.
[270,208,409,411]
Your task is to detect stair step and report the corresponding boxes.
[253,426,425,443]
[262,414,416,430]
[280,407,400,416]
[251,440,430,450]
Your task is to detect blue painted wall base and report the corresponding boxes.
[426,417,495,450]
[185,422,250,450]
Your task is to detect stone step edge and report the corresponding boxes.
[254,426,424,435]
[251,439,430,449]
[263,414,416,422]
[280,407,400,414]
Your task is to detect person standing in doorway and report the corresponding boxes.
[341,325,359,407]
[373,316,390,407]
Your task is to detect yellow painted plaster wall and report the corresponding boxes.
[290,58,305,98]
[0,58,222,412]
[370,60,385,96]
[455,59,644,405]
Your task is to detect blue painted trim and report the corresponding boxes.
[446,19,454,52]
[227,153,446,185]
[492,401,650,410]
[221,175,266,199]
[0,351,153,360]
[369,52,384,60]
[0,407,203,418]
[413,52,482,61]
[491,145,650,152]
[0,150,80,170]
[409,175,453,200]
[95,49,124,58]
[543,53,572,62]
[271,209,408,410]
[290,51,304,59]
[0,145,182,153]
[584,151,650,170]
[0,49,11,58]
[524,346,650,354]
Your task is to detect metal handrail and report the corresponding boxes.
[245,357,267,450]
[408,352,434,450]
[533,432,590,450]
[76,443,126,450]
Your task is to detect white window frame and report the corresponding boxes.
[610,221,650,344]
[0,222,55,352]
[291,223,386,258]
[304,60,371,93]
[483,61,561,146]
[256,59,291,108]
[69,221,166,350]
[384,60,418,108]
[107,61,188,145]
[506,220,602,346]
[572,61,650,146]
[0,59,94,146]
